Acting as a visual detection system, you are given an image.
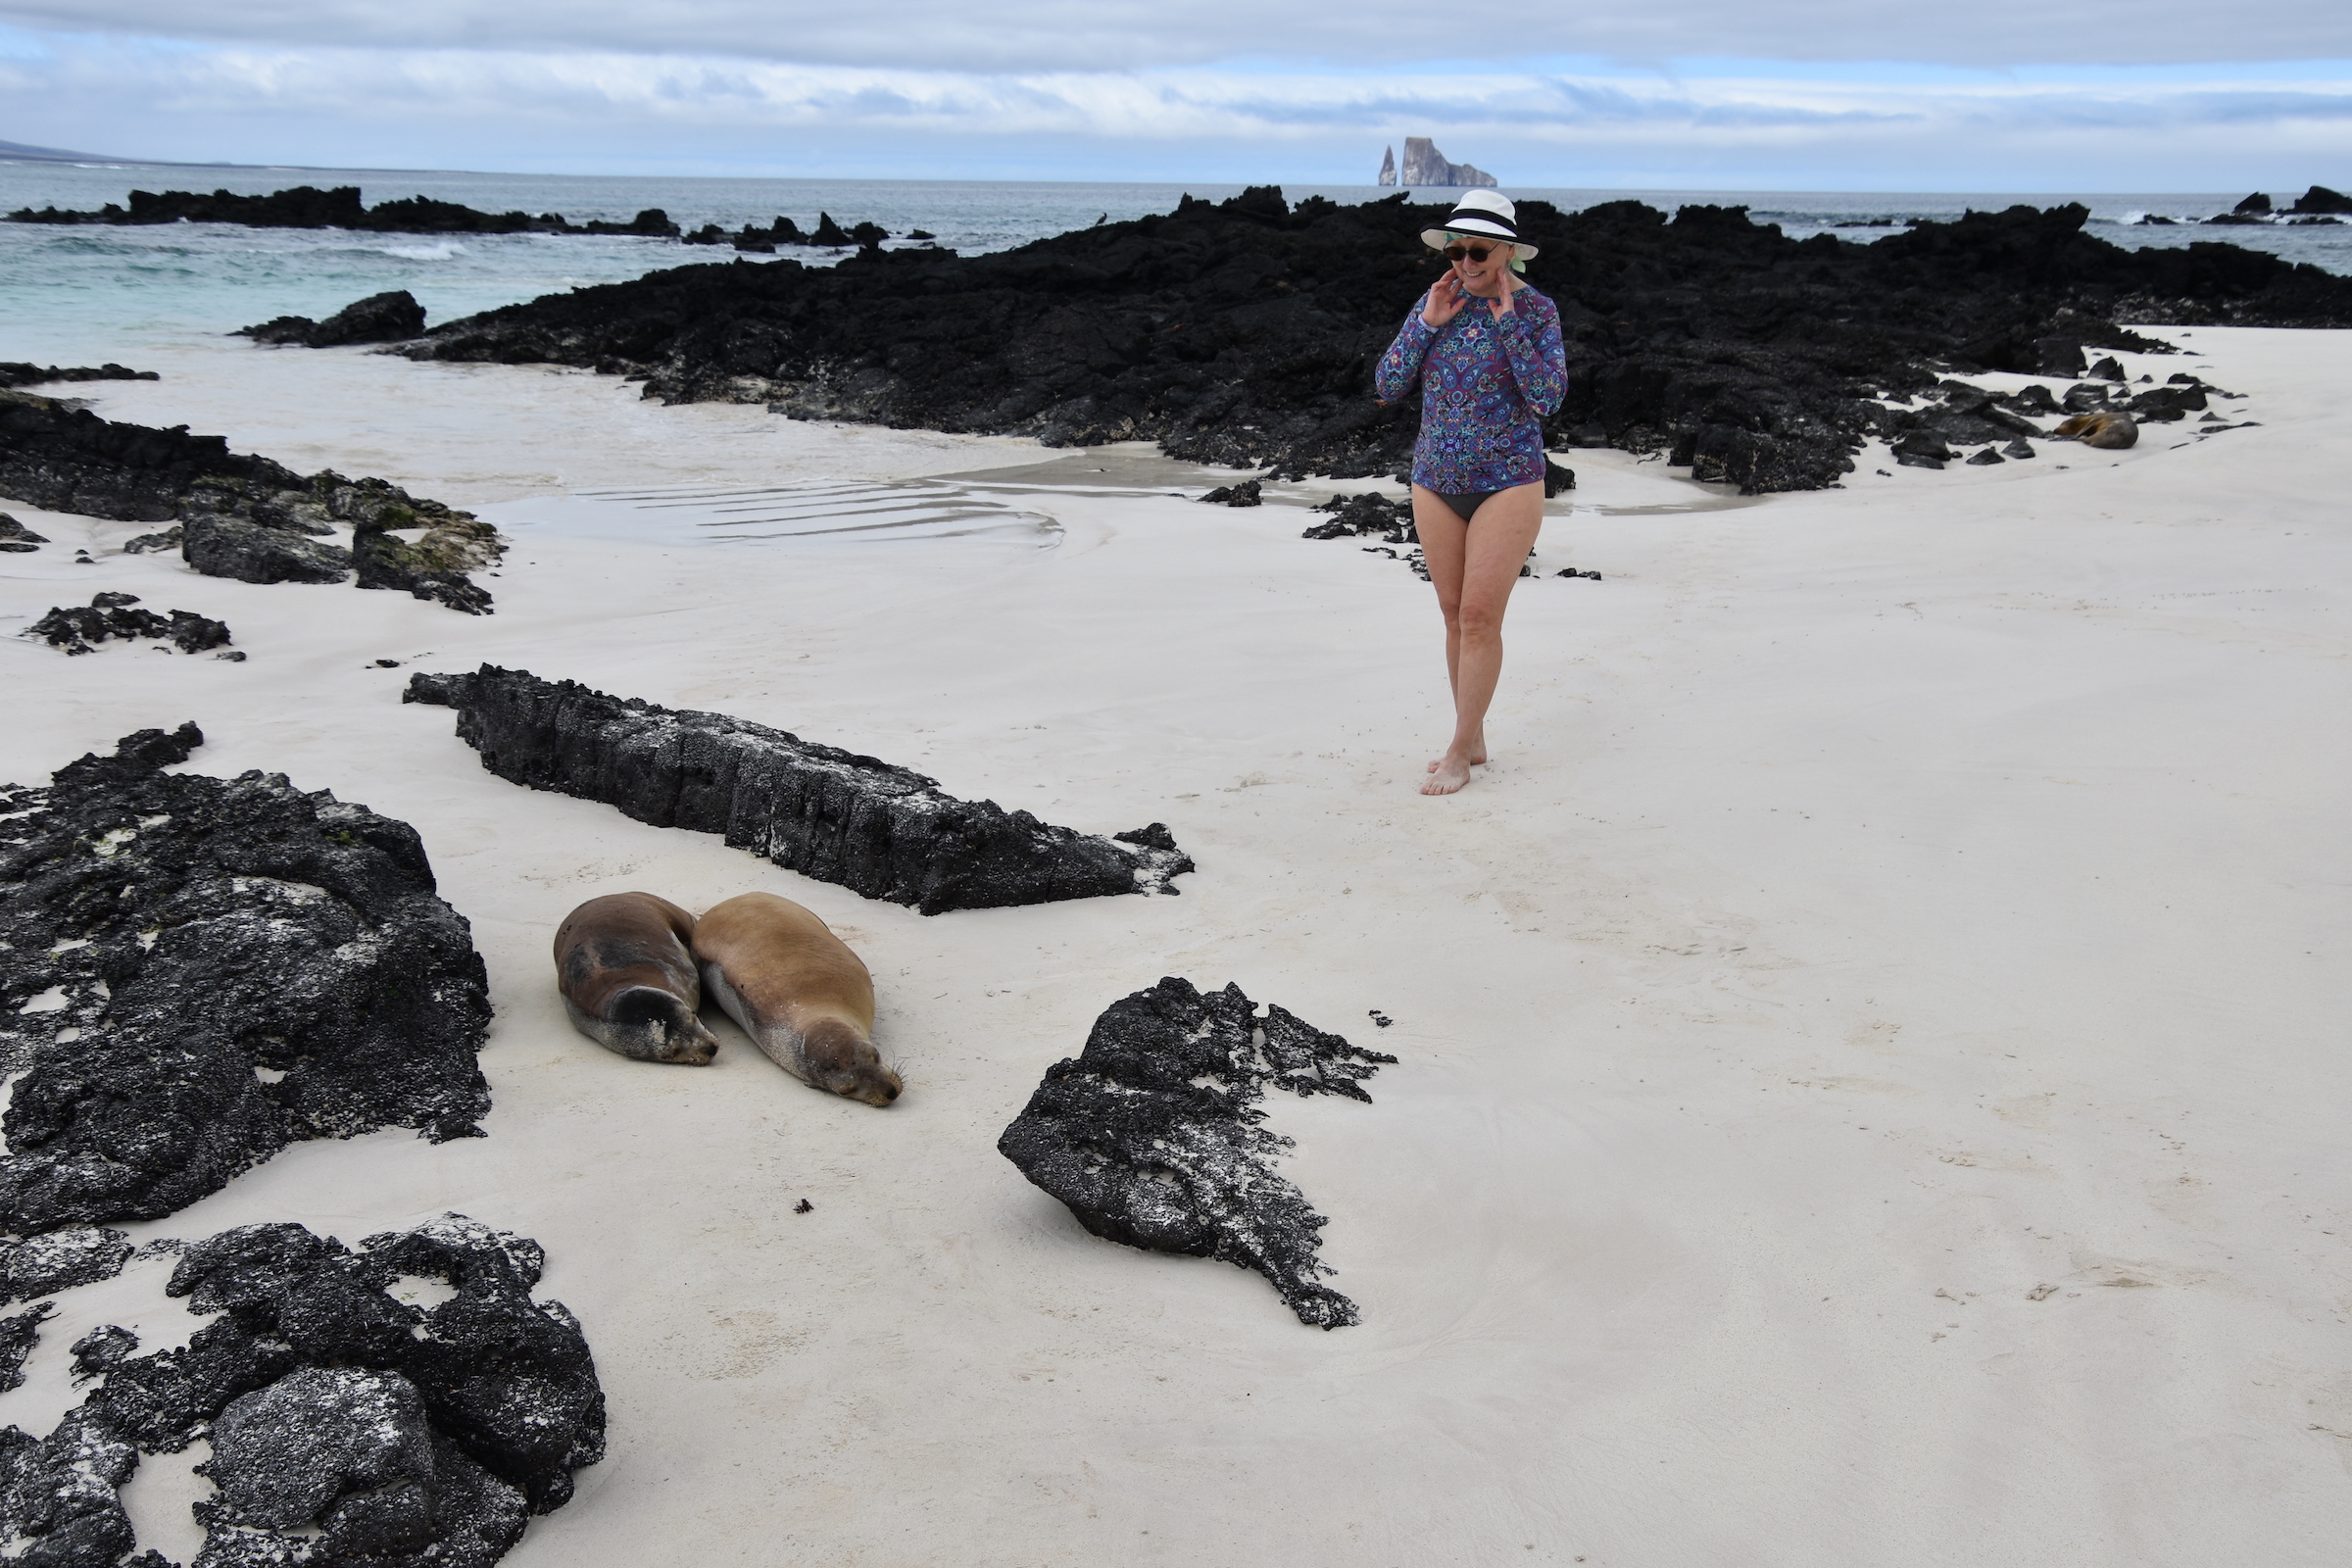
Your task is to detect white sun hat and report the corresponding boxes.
[1419,189,1538,260]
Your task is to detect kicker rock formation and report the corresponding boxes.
[1398,136,1497,188]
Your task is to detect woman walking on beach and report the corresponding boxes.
[1374,190,1567,796]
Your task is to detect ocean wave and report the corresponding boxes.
[377,242,466,261]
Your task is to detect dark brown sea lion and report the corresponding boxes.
[691,892,901,1106]
[2054,412,2138,449]
[553,892,719,1064]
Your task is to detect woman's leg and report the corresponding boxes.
[1407,486,1478,763]
[1415,482,1543,796]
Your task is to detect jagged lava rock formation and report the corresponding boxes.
[0,725,493,1233]
[26,592,231,656]
[0,364,156,391]
[398,190,2352,495]
[238,288,428,348]
[0,1214,603,1567]
[406,666,1192,915]
[1397,136,1496,188]
[0,388,502,612]
[998,977,1395,1328]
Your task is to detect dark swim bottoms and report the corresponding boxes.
[1434,489,1502,521]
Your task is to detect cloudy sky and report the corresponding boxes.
[3,1,2348,190]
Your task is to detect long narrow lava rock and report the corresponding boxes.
[404,665,1193,915]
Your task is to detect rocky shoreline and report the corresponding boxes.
[0,388,505,612]
[6,184,682,237]
[391,189,2352,494]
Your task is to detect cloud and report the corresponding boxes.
[2,24,2348,188]
[3,0,2349,73]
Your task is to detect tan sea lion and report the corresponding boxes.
[691,892,902,1106]
[553,893,720,1064]
[2054,412,2138,450]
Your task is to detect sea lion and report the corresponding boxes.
[691,892,902,1106]
[553,893,720,1064]
[2054,412,2138,450]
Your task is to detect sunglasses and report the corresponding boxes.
[1443,242,1501,263]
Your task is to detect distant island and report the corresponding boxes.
[1376,138,1497,189]
[6,184,681,236]
[3,183,913,249]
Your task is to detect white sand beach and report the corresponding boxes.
[2,327,2347,1566]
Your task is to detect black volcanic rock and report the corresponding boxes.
[1198,478,1262,507]
[0,387,306,522]
[404,665,1193,915]
[392,190,2352,495]
[237,289,426,348]
[0,1303,53,1393]
[998,977,1395,1328]
[2,1214,602,1567]
[0,364,157,391]
[0,1405,140,1566]
[2290,185,2352,216]
[5,184,672,239]
[0,389,501,610]
[198,1365,528,1566]
[2232,192,2274,216]
[25,593,232,655]
[1302,491,1415,543]
[0,725,493,1234]
[182,509,353,584]
[0,1228,132,1305]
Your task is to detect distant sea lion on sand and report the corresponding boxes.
[2054,412,2139,449]
[692,892,902,1106]
[553,893,720,1064]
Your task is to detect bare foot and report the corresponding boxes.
[1428,732,1487,772]
[1421,754,1474,795]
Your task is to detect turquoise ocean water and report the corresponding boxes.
[4,161,2348,366]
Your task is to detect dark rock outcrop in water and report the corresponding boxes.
[5,184,679,238]
[400,191,2352,495]
[405,664,1193,915]
[0,363,157,391]
[998,977,1396,1328]
[237,289,427,348]
[26,592,231,656]
[0,725,493,1234]
[0,388,502,612]
[0,1214,602,1568]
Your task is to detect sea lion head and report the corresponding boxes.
[800,1016,903,1107]
[608,986,721,1065]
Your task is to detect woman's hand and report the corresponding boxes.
[1487,268,1522,320]
[1421,274,1470,328]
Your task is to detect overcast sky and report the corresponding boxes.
[3,1,2348,189]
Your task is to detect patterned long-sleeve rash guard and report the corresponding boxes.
[1374,285,1569,494]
